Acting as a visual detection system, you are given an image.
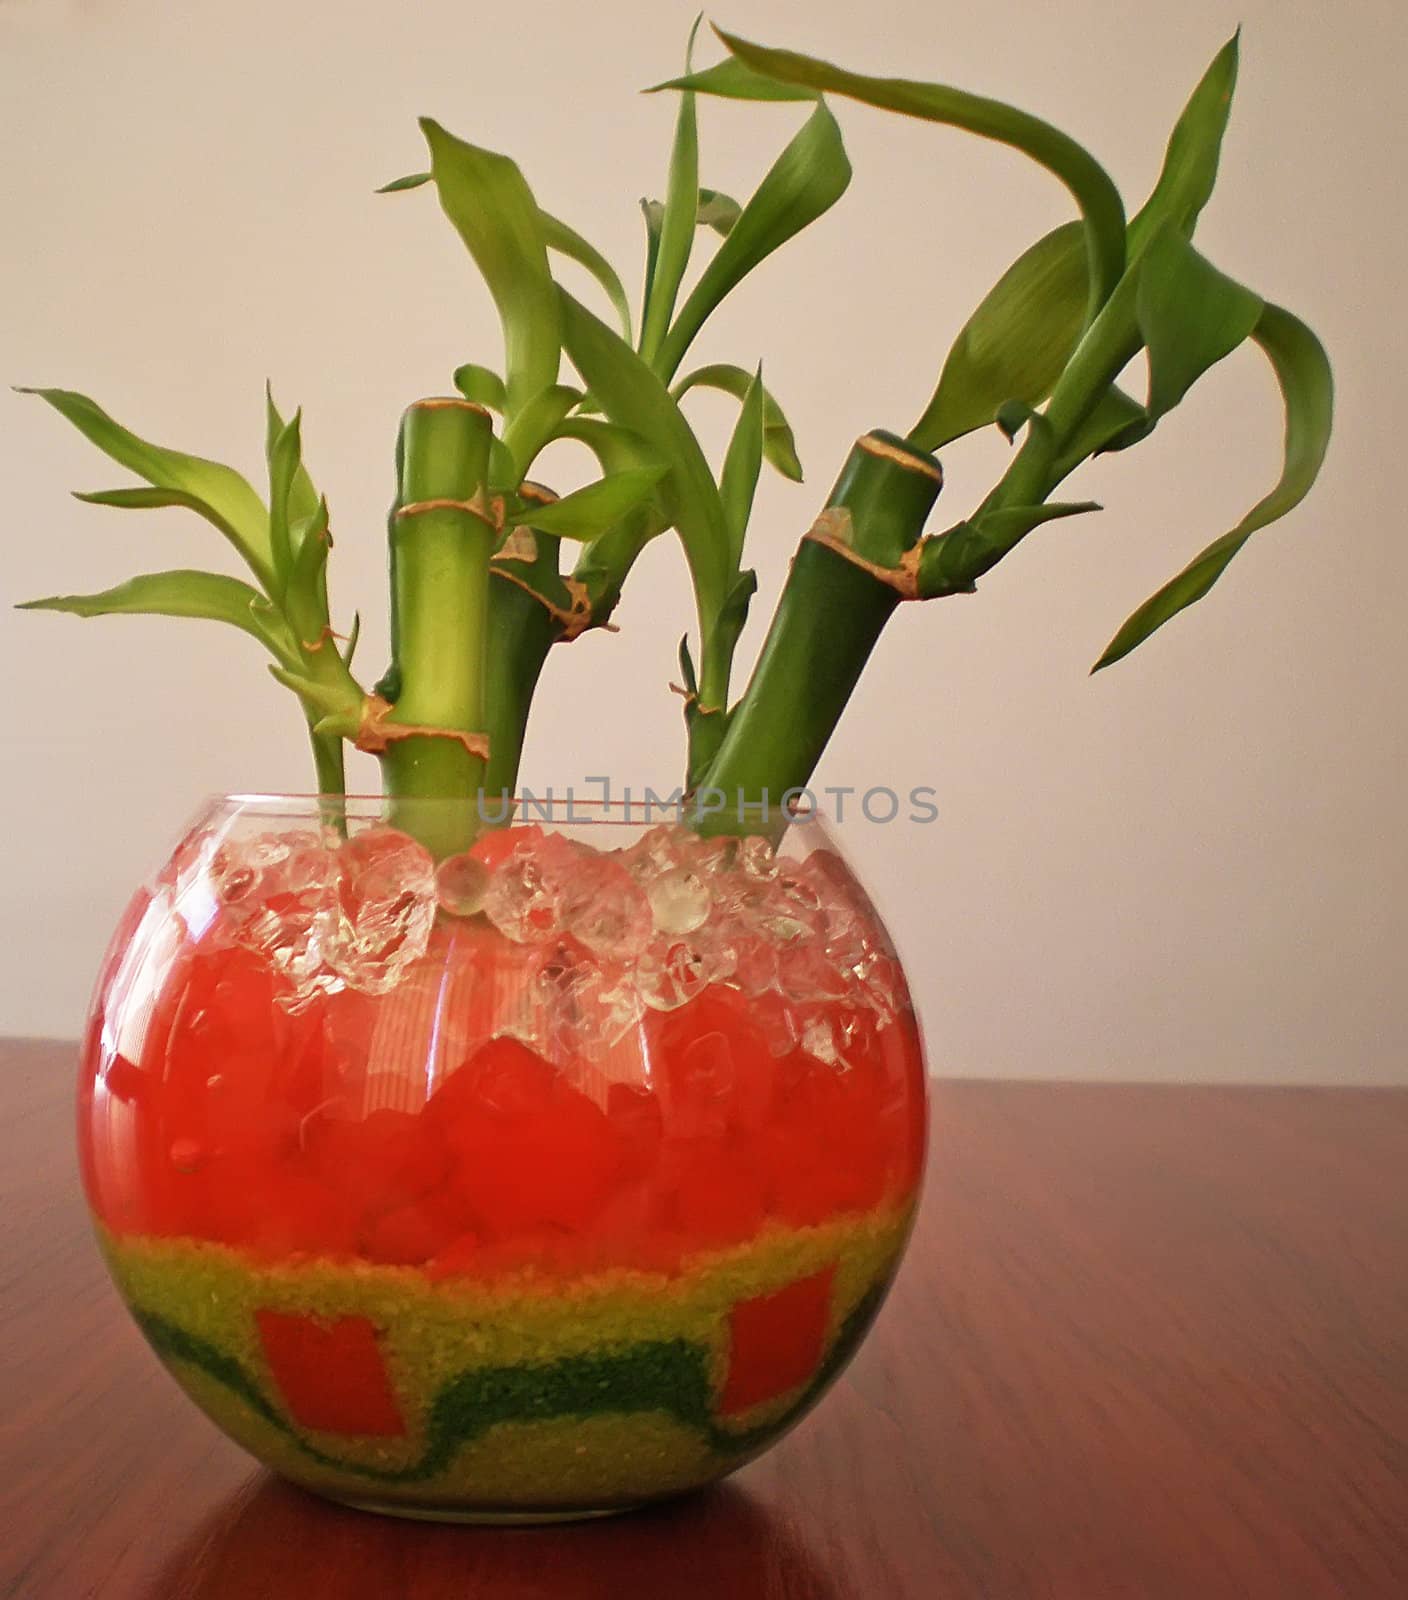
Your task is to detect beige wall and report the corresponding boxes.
[1,0,1403,1080]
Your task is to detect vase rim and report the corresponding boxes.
[205,791,824,833]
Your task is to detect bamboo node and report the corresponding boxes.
[489,568,605,641]
[857,432,944,483]
[394,489,503,534]
[353,694,490,760]
[495,527,538,564]
[803,512,923,600]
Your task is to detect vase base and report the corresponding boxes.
[323,1492,644,1525]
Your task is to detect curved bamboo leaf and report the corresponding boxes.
[18,569,297,661]
[673,362,803,480]
[719,366,765,559]
[564,420,673,612]
[651,57,818,102]
[712,29,1125,320]
[507,466,667,541]
[420,119,560,416]
[19,387,274,589]
[539,211,633,341]
[697,188,742,235]
[908,222,1088,450]
[1093,302,1332,670]
[1052,385,1147,477]
[1128,33,1240,260]
[452,364,507,411]
[554,417,659,477]
[653,102,851,381]
[378,169,631,343]
[559,288,731,625]
[376,171,431,194]
[501,384,584,483]
[638,24,701,365]
[1137,228,1263,426]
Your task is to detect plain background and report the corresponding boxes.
[1,0,1403,1081]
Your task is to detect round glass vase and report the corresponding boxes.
[79,794,928,1522]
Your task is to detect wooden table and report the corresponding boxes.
[3,1037,1405,1598]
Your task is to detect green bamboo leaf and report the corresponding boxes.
[995,398,1043,443]
[713,28,1126,320]
[283,497,332,645]
[977,500,1101,545]
[697,189,742,235]
[380,173,633,343]
[1137,228,1263,427]
[642,189,742,239]
[1052,385,1147,477]
[18,569,296,661]
[673,362,803,481]
[650,57,818,102]
[639,199,664,343]
[265,405,303,583]
[269,663,361,726]
[718,366,765,559]
[565,418,674,611]
[653,102,851,380]
[1128,33,1239,260]
[19,387,274,589]
[501,384,584,482]
[452,364,507,411]
[539,211,633,342]
[921,499,1100,593]
[72,484,252,522]
[677,634,699,696]
[908,222,1088,450]
[507,466,667,541]
[554,417,658,477]
[265,389,320,529]
[376,171,431,194]
[1094,302,1332,670]
[559,288,731,623]
[420,118,561,416]
[638,22,702,365]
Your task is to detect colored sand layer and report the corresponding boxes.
[103,1205,911,1509]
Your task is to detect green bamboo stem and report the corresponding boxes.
[378,398,495,854]
[481,485,567,803]
[308,723,346,798]
[698,431,942,833]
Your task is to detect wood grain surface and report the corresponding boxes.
[2,1036,1405,1599]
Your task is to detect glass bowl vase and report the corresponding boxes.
[78,794,928,1521]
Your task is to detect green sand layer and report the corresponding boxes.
[102,1206,913,1510]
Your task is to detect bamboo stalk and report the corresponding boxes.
[378,399,495,852]
[481,485,568,803]
[698,431,942,832]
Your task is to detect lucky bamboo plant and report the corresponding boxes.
[20,25,1332,853]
